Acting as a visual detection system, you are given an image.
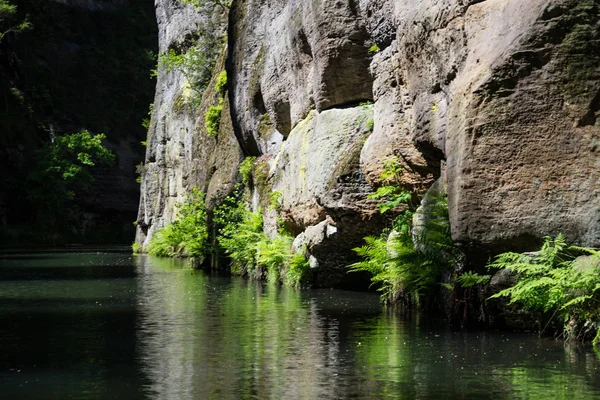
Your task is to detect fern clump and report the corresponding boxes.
[488,234,600,343]
[352,177,464,305]
[217,203,266,278]
[284,249,311,288]
[257,234,293,283]
[214,185,310,286]
[147,188,208,260]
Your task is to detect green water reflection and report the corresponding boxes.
[1,251,600,399]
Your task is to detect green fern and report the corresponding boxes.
[147,188,208,260]
[488,235,600,342]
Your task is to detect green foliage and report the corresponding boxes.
[366,116,374,131]
[238,156,255,185]
[27,131,115,228]
[217,203,267,277]
[488,235,600,342]
[351,194,462,305]
[352,159,464,305]
[131,242,142,253]
[147,188,208,259]
[215,70,227,93]
[368,43,380,54]
[205,99,224,137]
[141,103,154,130]
[156,3,225,100]
[180,0,231,10]
[257,234,293,283]
[0,0,31,43]
[457,271,491,288]
[285,249,311,288]
[269,190,282,211]
[215,187,309,287]
[367,157,412,213]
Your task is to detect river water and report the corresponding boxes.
[1,250,599,399]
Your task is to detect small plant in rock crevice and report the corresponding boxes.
[205,99,223,137]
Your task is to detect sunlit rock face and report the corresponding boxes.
[135,1,242,249]
[140,0,599,284]
[228,0,599,271]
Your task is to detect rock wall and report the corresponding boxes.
[135,1,242,247]
[139,0,600,284]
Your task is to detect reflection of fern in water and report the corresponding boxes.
[488,234,600,343]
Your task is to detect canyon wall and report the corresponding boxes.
[138,0,600,284]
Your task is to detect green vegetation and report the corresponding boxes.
[180,0,231,9]
[0,0,31,43]
[147,188,208,259]
[27,131,115,229]
[156,2,226,103]
[488,234,600,344]
[367,158,412,214]
[205,99,224,137]
[351,158,464,305]
[214,189,310,287]
[368,44,380,54]
[210,160,310,287]
[216,200,266,277]
[215,70,227,93]
[238,156,255,185]
[131,242,142,253]
[366,116,374,131]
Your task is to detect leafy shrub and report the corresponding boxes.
[215,70,227,93]
[257,234,293,283]
[488,235,600,343]
[147,188,208,259]
[205,99,223,137]
[215,185,309,286]
[217,205,266,277]
[351,194,460,305]
[27,130,115,228]
[0,0,32,42]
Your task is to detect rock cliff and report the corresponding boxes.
[138,0,600,285]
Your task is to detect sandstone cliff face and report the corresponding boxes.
[139,0,599,284]
[136,1,241,247]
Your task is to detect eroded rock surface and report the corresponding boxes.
[135,2,242,248]
[139,0,600,285]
